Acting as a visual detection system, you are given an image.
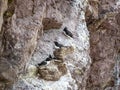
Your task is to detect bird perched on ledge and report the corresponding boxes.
[38,61,47,66]
[54,41,64,48]
[38,55,53,66]
[45,55,52,61]
[63,27,73,38]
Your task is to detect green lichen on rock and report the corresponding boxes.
[8,0,14,4]
[27,65,38,77]
[3,11,13,18]
[3,0,15,18]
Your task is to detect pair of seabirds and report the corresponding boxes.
[54,27,73,48]
[38,27,73,66]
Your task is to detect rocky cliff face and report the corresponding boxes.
[0,0,90,90]
[86,0,120,90]
[0,0,120,90]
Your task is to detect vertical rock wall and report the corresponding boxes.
[1,0,120,90]
[14,0,90,90]
[0,0,91,90]
[0,0,7,32]
[86,0,120,90]
[0,0,42,89]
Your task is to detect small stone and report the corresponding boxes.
[54,46,74,60]
[26,65,38,78]
[38,61,67,81]
[42,18,62,30]
[74,69,84,75]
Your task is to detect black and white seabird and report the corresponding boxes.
[38,61,47,66]
[54,41,64,48]
[63,27,73,38]
[45,55,52,61]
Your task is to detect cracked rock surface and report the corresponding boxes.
[0,0,90,90]
[2,0,120,90]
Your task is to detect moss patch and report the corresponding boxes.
[3,11,13,18]
[8,0,14,4]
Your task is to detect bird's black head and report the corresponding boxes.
[63,27,68,31]
[49,55,52,59]
[54,41,58,45]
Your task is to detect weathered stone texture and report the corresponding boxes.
[0,0,90,90]
[0,0,8,32]
[0,0,42,89]
[86,0,120,90]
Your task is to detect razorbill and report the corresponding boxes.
[54,41,64,48]
[45,55,53,61]
[63,27,73,38]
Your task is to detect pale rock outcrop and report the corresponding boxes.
[14,0,90,90]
